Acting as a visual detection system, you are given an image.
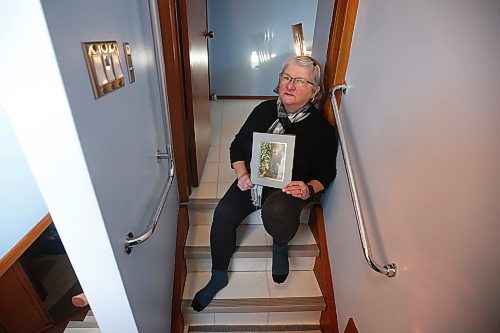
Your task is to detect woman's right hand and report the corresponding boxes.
[233,161,253,191]
[237,172,253,191]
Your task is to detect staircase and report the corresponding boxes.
[62,200,337,333]
[180,198,326,333]
[63,310,99,332]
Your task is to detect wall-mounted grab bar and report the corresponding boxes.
[125,145,175,254]
[330,84,397,277]
[124,0,177,254]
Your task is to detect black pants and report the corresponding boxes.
[210,180,311,271]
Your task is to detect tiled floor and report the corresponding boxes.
[190,99,266,200]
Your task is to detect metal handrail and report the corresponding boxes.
[125,146,175,254]
[330,84,397,277]
[124,0,176,254]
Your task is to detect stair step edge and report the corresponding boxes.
[181,296,325,314]
[65,321,100,328]
[188,324,321,332]
[186,198,220,209]
[185,244,319,259]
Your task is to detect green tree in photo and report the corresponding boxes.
[258,142,272,177]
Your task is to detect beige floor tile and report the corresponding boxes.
[289,224,316,245]
[184,271,270,300]
[221,123,242,136]
[215,271,269,299]
[229,258,268,272]
[268,271,322,298]
[264,224,316,246]
[222,115,245,126]
[183,313,215,326]
[266,257,315,271]
[236,225,269,246]
[187,257,269,273]
[211,118,222,133]
[241,209,263,224]
[210,132,221,147]
[188,209,214,225]
[185,225,210,246]
[190,182,217,199]
[186,259,212,272]
[217,182,231,198]
[220,134,234,147]
[268,311,321,325]
[215,312,268,325]
[183,271,211,299]
[222,101,247,116]
[200,163,219,183]
[218,162,236,183]
[206,146,220,163]
[300,205,311,223]
[219,148,230,165]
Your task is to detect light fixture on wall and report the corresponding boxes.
[292,23,310,56]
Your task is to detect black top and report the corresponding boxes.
[229,99,339,188]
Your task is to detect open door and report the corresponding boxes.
[1,1,179,332]
[179,0,211,187]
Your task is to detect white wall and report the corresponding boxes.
[312,0,334,68]
[0,104,47,259]
[321,1,500,332]
[208,0,318,96]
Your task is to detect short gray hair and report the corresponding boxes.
[274,55,324,105]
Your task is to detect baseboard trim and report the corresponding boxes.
[309,204,339,333]
[171,206,190,333]
[214,96,275,100]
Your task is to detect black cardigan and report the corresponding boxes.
[229,99,339,188]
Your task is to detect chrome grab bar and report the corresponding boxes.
[330,84,397,277]
[125,145,175,254]
[125,0,177,254]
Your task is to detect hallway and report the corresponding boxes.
[190,99,266,200]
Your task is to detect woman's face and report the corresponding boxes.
[278,61,319,113]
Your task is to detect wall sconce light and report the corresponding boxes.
[83,41,125,99]
[292,23,306,56]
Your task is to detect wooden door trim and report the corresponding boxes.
[322,0,359,126]
[170,206,189,332]
[178,0,200,187]
[157,0,191,202]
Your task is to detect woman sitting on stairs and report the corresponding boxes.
[192,55,339,312]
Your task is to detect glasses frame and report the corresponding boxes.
[279,72,317,87]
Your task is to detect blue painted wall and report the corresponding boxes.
[207,0,318,96]
[0,103,47,259]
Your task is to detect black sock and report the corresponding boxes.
[272,241,289,284]
[191,269,228,312]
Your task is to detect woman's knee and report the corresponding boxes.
[261,191,303,245]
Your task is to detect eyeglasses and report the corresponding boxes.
[279,73,317,87]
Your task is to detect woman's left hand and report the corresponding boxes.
[282,181,309,200]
